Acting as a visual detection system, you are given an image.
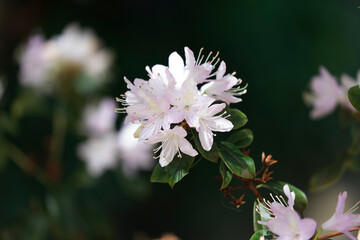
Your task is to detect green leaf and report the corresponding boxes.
[348,84,360,112]
[226,128,254,148]
[253,201,271,232]
[218,141,256,179]
[219,161,232,189]
[190,128,219,163]
[165,154,195,188]
[309,154,348,191]
[250,230,273,240]
[227,108,248,130]
[150,163,169,183]
[260,180,308,211]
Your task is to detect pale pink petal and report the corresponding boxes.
[184,47,195,67]
[207,103,226,116]
[216,61,226,79]
[199,126,213,151]
[169,51,185,80]
[298,218,317,240]
[179,137,198,157]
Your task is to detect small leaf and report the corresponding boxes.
[165,154,194,188]
[250,230,273,240]
[190,128,219,163]
[219,161,232,189]
[260,180,308,211]
[150,163,169,183]
[348,84,360,112]
[226,128,254,148]
[227,108,248,130]
[218,141,256,179]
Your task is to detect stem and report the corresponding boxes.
[3,141,50,187]
[51,106,67,165]
[248,181,263,201]
[312,227,322,240]
[318,226,360,240]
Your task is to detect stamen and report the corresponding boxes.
[196,47,204,65]
[346,201,360,214]
[209,51,220,64]
[205,51,213,63]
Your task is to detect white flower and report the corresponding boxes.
[117,123,154,177]
[147,126,198,167]
[258,185,317,240]
[194,101,233,151]
[322,191,360,240]
[303,67,345,119]
[18,23,113,94]
[18,35,52,92]
[201,61,247,104]
[81,98,117,136]
[77,132,118,177]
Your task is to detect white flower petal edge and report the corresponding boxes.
[147,126,198,167]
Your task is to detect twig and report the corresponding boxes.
[318,226,360,240]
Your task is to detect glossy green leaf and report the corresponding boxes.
[227,108,248,130]
[226,128,254,148]
[165,154,194,188]
[190,128,219,163]
[260,180,308,211]
[150,163,169,183]
[219,161,232,189]
[218,141,256,179]
[250,230,273,240]
[348,84,360,112]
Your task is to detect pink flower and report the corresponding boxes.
[258,185,317,240]
[201,61,247,104]
[117,123,154,177]
[147,126,198,167]
[193,100,233,151]
[303,67,344,119]
[82,98,117,136]
[322,191,360,240]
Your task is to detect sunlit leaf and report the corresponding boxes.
[219,141,255,179]
[226,128,254,148]
[165,154,194,188]
[219,161,232,189]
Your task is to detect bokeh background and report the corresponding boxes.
[1,0,360,239]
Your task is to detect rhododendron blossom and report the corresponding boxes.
[322,191,360,240]
[304,66,359,119]
[258,185,317,240]
[117,47,247,166]
[18,23,113,94]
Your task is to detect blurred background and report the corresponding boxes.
[1,0,360,239]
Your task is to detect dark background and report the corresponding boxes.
[1,0,360,239]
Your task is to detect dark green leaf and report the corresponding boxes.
[250,230,273,240]
[219,161,232,189]
[165,155,195,188]
[348,84,360,112]
[218,141,256,179]
[227,108,248,130]
[226,128,254,148]
[190,128,219,163]
[309,155,349,191]
[260,180,308,211]
[150,163,169,183]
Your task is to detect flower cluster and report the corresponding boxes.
[303,66,359,119]
[77,98,153,177]
[117,47,247,167]
[18,23,113,95]
[257,185,360,240]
